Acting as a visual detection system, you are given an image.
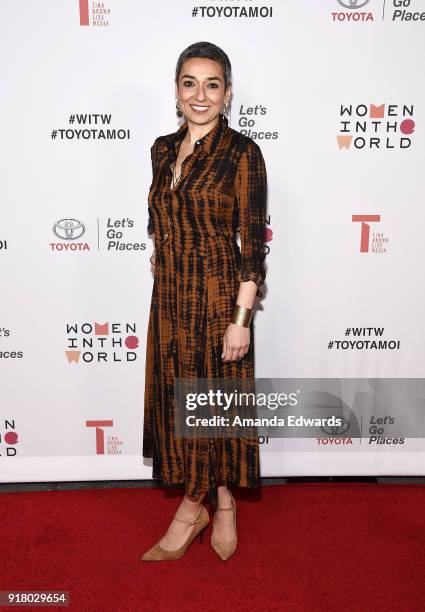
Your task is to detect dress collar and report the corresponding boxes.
[167,112,228,156]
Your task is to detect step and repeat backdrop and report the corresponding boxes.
[1,0,425,482]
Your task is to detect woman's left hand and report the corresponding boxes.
[221,323,250,361]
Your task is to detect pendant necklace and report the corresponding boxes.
[172,161,181,188]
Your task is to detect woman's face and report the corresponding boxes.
[175,57,231,125]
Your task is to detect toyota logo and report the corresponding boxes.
[53,218,85,240]
[337,0,370,8]
[321,416,350,436]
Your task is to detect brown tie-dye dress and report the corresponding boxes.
[143,112,267,506]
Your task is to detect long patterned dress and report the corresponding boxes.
[143,112,267,506]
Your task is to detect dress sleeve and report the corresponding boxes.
[147,139,158,237]
[234,139,267,298]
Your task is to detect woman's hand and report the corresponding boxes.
[221,323,250,361]
[150,250,156,271]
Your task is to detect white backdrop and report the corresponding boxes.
[1,0,425,482]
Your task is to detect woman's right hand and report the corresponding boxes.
[150,250,156,270]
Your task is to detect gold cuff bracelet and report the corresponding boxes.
[231,304,253,328]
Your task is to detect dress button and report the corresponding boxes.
[196,140,201,145]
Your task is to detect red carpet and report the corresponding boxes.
[1,483,425,611]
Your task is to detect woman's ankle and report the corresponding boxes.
[179,492,205,511]
[217,485,232,507]
[183,493,205,507]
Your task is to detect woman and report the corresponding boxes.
[141,41,267,561]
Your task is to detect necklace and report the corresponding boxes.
[171,161,181,189]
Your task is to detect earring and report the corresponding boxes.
[176,97,183,118]
[224,101,230,116]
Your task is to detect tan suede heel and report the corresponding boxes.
[210,489,237,561]
[141,503,209,561]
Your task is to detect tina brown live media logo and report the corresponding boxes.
[352,214,389,253]
[86,420,124,454]
[79,0,111,27]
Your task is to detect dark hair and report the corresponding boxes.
[175,41,232,91]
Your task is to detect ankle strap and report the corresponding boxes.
[173,504,202,525]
